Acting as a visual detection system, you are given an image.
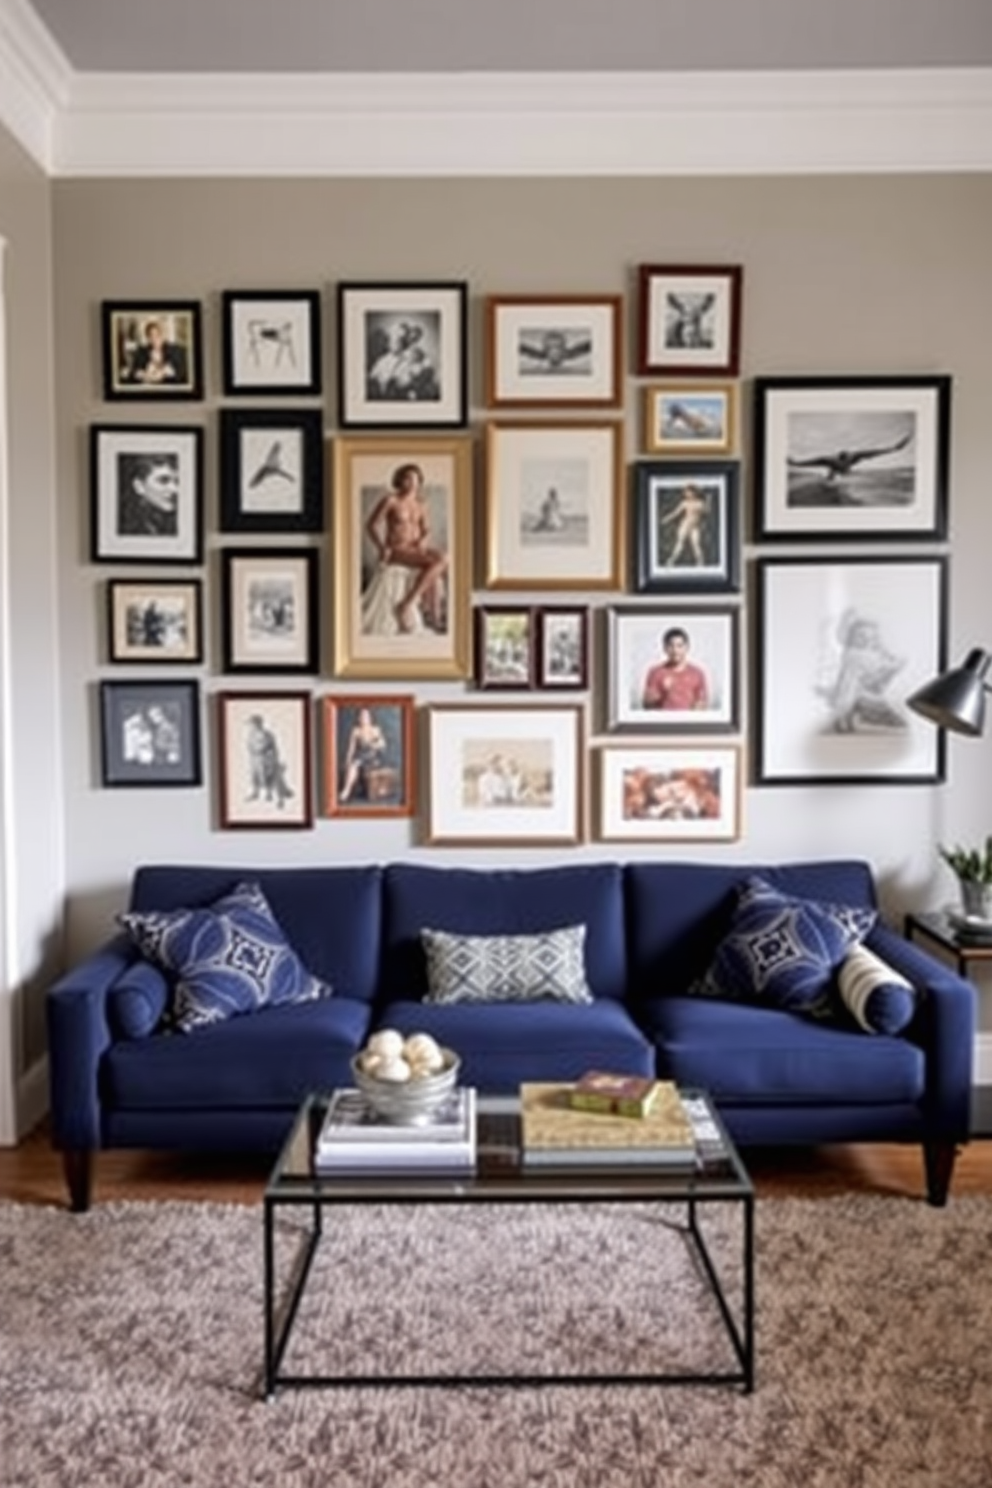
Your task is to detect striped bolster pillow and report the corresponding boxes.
[836,943,916,1035]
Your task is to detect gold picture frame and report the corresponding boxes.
[642,381,738,456]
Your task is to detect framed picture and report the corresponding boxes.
[425,703,584,847]
[536,606,589,691]
[337,281,467,429]
[106,579,203,664]
[607,605,739,733]
[474,606,535,690]
[216,691,313,829]
[90,425,203,564]
[484,421,624,590]
[485,294,623,409]
[220,548,319,674]
[322,694,415,818]
[632,459,741,594]
[643,382,738,456]
[219,408,324,533]
[101,301,203,401]
[596,744,741,843]
[332,435,473,679]
[221,290,322,396]
[755,556,947,785]
[753,375,952,542]
[637,265,742,377]
[99,679,201,788]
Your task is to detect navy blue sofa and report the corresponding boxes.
[46,858,976,1210]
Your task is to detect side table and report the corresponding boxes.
[904,911,992,1136]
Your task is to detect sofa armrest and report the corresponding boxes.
[867,923,976,1137]
[46,933,136,1150]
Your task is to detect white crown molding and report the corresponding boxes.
[0,0,70,169]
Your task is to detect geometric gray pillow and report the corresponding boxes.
[421,924,593,1006]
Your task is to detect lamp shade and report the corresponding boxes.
[906,648,992,736]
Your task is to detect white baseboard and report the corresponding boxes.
[973,1033,992,1087]
[15,1052,48,1143]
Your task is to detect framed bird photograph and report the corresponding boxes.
[754,375,952,542]
[219,408,324,533]
[485,294,623,408]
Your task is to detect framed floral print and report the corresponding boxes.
[337,281,468,429]
[596,744,742,843]
[106,579,203,664]
[485,294,623,409]
[636,265,742,377]
[90,425,203,565]
[322,694,415,818]
[101,300,203,401]
[632,459,741,594]
[219,407,324,533]
[216,690,313,829]
[221,290,322,396]
[220,548,319,675]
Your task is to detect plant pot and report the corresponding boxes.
[959,879,992,922]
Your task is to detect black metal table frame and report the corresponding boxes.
[263,1177,754,1398]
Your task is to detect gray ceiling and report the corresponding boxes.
[26,0,992,74]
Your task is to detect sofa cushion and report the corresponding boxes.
[836,943,916,1035]
[108,958,170,1040]
[421,924,593,1006]
[120,880,332,1033]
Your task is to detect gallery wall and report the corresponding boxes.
[48,173,992,1014]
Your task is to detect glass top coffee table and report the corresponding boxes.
[263,1087,754,1398]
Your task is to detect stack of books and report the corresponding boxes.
[568,1071,662,1119]
[520,1080,698,1169]
[313,1085,477,1175]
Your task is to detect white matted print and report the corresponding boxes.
[217,691,313,829]
[221,291,321,395]
[607,606,739,733]
[637,265,742,377]
[597,744,741,842]
[484,422,623,589]
[337,282,467,428]
[220,549,318,674]
[486,295,622,408]
[426,704,583,846]
[90,425,202,564]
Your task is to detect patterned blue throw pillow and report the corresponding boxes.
[119,880,333,1033]
[693,875,876,1016]
[421,924,594,1005]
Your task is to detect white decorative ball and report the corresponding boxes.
[360,1051,385,1075]
[375,1055,412,1083]
[403,1033,444,1073]
[366,1029,405,1060]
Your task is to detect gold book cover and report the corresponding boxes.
[520,1081,694,1153]
[568,1070,661,1119]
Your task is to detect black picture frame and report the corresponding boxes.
[220,547,320,674]
[221,289,322,396]
[219,407,324,533]
[90,424,204,565]
[632,459,741,595]
[474,605,536,690]
[106,578,204,664]
[99,679,202,787]
[636,265,742,377]
[606,604,740,734]
[101,300,203,401]
[337,281,468,429]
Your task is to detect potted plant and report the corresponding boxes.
[939,836,992,920]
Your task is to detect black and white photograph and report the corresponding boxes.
[338,282,467,428]
[90,425,203,564]
[633,459,740,594]
[486,295,623,408]
[536,606,589,690]
[607,605,739,733]
[219,408,324,533]
[101,301,203,401]
[217,691,313,829]
[107,579,203,664]
[637,265,742,377]
[754,376,952,541]
[756,556,947,784]
[221,290,322,396]
[220,549,319,674]
[99,679,201,787]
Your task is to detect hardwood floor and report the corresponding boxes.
[2,1118,990,1207]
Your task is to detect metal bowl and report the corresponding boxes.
[351,1047,460,1126]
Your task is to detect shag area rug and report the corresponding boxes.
[1,1194,989,1487]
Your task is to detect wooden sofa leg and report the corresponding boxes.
[923,1140,957,1208]
[63,1149,93,1213]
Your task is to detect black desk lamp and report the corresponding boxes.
[907,648,992,736]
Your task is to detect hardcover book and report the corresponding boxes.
[519,1081,696,1168]
[314,1086,477,1173]
[569,1070,662,1119]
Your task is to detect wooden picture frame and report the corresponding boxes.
[99,679,201,787]
[536,606,589,691]
[219,407,324,533]
[596,744,742,843]
[322,694,415,818]
[220,548,319,675]
[606,604,740,734]
[484,420,624,590]
[332,435,473,679]
[337,281,468,429]
[643,382,738,456]
[485,294,623,408]
[474,606,536,690]
[216,690,313,829]
[101,300,203,401]
[90,425,203,565]
[632,459,741,594]
[107,579,203,664]
[637,265,742,377]
[221,290,322,396]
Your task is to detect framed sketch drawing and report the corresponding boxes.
[90,425,203,565]
[101,301,202,401]
[221,290,322,396]
[753,375,952,542]
[322,694,415,818]
[425,703,584,846]
[484,421,624,590]
[755,556,947,785]
[337,281,467,429]
[643,382,738,456]
[99,679,201,788]
[596,744,741,843]
[632,460,741,595]
[220,548,319,674]
[536,606,589,691]
[607,605,739,733]
[332,435,473,680]
[216,691,313,829]
[107,579,203,664]
[637,265,742,377]
[485,294,623,408]
[219,408,324,533]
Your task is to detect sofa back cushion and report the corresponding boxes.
[129,864,383,1003]
[624,860,878,1005]
[382,863,627,1002]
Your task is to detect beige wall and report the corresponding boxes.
[46,174,992,1034]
